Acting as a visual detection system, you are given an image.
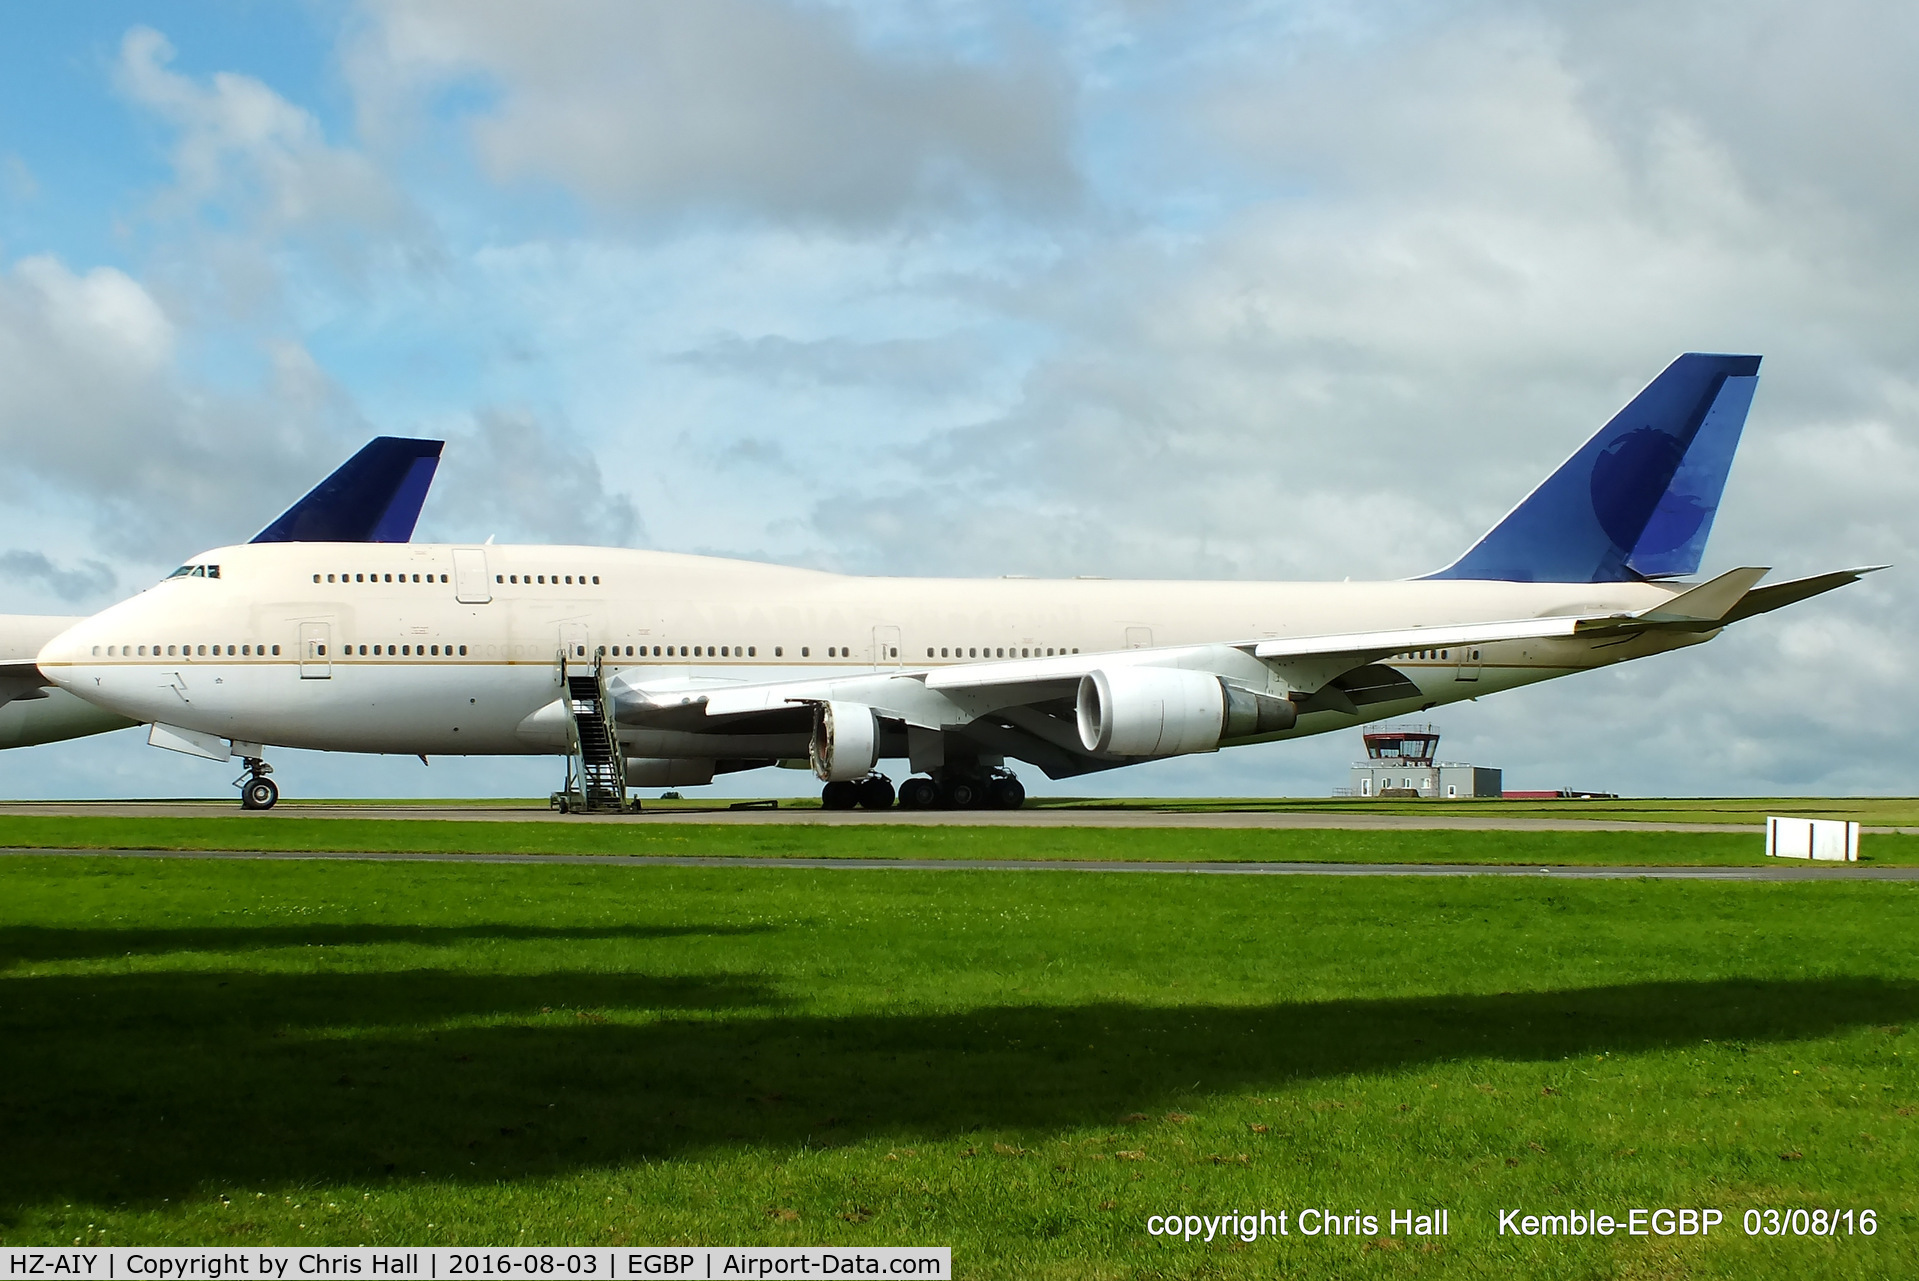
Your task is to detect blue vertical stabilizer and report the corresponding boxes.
[1425,353,1760,582]
[250,437,445,544]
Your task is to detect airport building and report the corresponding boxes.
[1342,724,1501,799]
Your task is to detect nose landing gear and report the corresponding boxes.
[236,758,278,810]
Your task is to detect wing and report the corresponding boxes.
[607,565,1879,776]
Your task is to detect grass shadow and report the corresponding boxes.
[0,923,771,968]
[4,959,1915,1216]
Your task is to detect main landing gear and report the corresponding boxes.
[236,757,279,811]
[821,773,896,810]
[899,768,1025,811]
[819,768,1027,811]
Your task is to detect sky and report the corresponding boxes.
[0,0,1912,802]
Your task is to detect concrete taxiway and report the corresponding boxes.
[0,798,1815,833]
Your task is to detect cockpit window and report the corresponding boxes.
[164,564,220,581]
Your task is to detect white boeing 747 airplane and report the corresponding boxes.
[25,353,1878,810]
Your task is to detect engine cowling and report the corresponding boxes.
[810,700,879,781]
[1076,667,1228,757]
[624,757,718,788]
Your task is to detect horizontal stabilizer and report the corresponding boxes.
[1633,566,1771,624]
[251,437,444,544]
[1721,565,1887,624]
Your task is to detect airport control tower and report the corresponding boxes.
[1346,723,1501,799]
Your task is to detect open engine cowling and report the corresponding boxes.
[1076,668,1297,757]
[810,700,879,781]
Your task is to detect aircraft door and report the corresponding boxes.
[1454,647,1482,682]
[452,548,492,603]
[299,622,333,679]
[872,624,901,667]
[1125,626,1153,649]
[559,621,589,662]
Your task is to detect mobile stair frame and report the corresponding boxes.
[552,649,632,814]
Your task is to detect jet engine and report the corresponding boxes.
[810,700,879,781]
[1076,668,1296,757]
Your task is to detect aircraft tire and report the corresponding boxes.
[943,778,979,809]
[988,776,1026,809]
[857,775,896,809]
[821,780,860,810]
[898,777,939,809]
[241,777,280,810]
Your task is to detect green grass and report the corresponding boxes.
[1025,795,1919,827]
[2,852,1916,1277]
[3,813,1919,865]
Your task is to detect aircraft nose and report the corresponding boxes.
[36,621,91,688]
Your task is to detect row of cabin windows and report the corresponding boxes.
[316,572,449,584]
[98,644,281,657]
[928,646,1078,659]
[312,572,607,586]
[93,641,1082,662]
[1397,649,1480,661]
[329,644,469,657]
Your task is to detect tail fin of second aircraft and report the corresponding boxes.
[1425,353,1760,583]
[250,437,444,544]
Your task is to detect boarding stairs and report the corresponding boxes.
[553,651,631,813]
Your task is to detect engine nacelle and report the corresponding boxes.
[810,700,879,781]
[1076,667,1229,757]
[624,757,718,788]
[1221,681,1298,738]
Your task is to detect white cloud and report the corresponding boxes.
[348,0,1077,225]
[116,26,414,249]
[0,252,369,562]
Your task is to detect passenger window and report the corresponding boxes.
[801,647,810,657]
[459,645,468,656]
[272,645,281,655]
[592,576,601,585]
[495,574,503,583]
[748,646,756,657]
[327,574,336,583]
[312,574,320,583]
